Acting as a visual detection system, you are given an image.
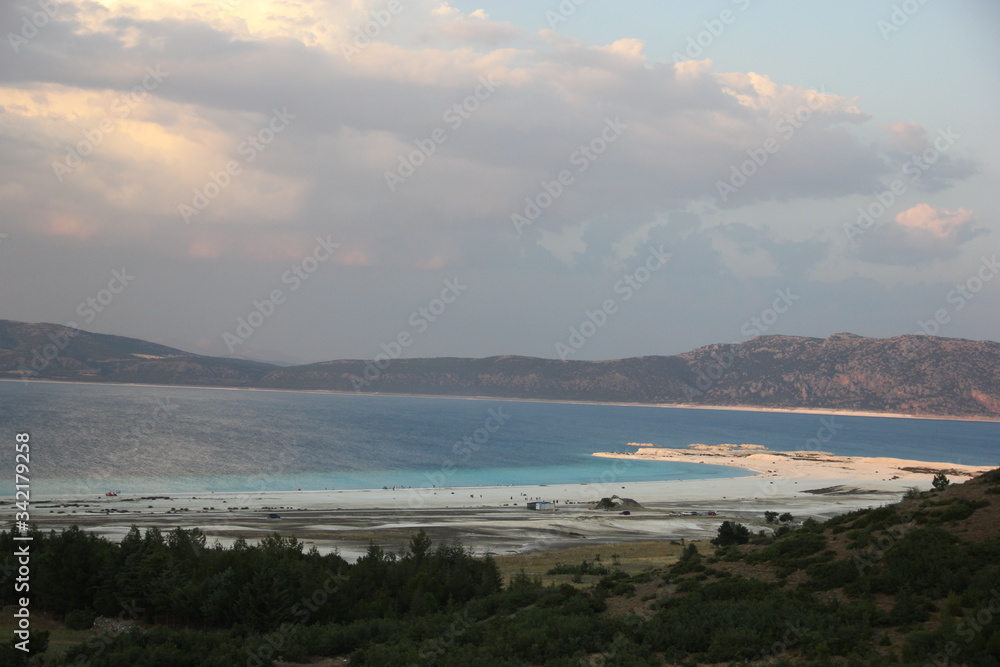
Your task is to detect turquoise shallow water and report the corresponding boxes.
[1,380,997,495]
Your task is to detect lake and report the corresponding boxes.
[1,380,996,495]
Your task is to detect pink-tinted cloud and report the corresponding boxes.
[895,203,976,238]
[857,204,986,265]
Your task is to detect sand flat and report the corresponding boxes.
[593,443,993,482]
[7,448,993,559]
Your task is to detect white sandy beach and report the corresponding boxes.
[592,442,995,484]
[10,446,994,560]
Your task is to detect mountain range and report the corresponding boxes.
[1,319,998,418]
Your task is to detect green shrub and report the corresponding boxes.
[932,473,951,491]
[712,521,750,547]
[749,531,827,566]
[939,499,988,522]
[547,559,610,576]
[977,468,1000,485]
[806,558,860,590]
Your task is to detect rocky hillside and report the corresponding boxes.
[1,320,998,417]
[675,333,1000,416]
[257,333,1000,417]
[0,320,274,387]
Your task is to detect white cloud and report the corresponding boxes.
[0,0,987,307]
[857,204,985,265]
[538,223,588,266]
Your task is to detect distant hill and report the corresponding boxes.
[0,320,274,387]
[1,319,998,418]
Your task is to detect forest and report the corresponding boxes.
[2,468,1000,665]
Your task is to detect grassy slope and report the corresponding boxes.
[9,472,999,666]
[586,469,1000,664]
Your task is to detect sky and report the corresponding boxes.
[0,0,997,365]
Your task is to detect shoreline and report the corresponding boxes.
[7,450,994,561]
[4,377,998,423]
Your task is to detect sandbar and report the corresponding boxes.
[7,446,992,561]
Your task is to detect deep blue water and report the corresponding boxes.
[0,380,997,495]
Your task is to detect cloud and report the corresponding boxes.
[429,3,521,46]
[877,121,978,192]
[0,0,992,364]
[0,0,926,277]
[538,223,588,266]
[856,204,986,265]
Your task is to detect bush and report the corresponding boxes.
[889,588,931,625]
[932,473,950,491]
[749,531,827,568]
[976,468,1000,485]
[939,499,988,522]
[712,521,750,547]
[547,560,610,576]
[806,558,860,590]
